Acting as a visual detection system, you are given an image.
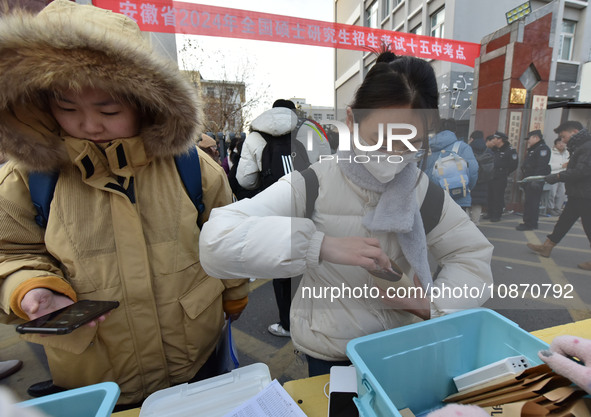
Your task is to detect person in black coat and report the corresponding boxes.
[516,130,551,231]
[487,132,518,222]
[528,121,591,270]
[468,131,494,226]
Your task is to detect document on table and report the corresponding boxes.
[222,379,308,417]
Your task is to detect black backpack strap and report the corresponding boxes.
[300,168,319,219]
[29,171,59,228]
[300,168,443,234]
[421,179,445,235]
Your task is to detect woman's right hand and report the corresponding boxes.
[319,236,392,271]
[20,288,74,320]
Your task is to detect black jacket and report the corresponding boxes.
[522,140,551,178]
[560,129,591,199]
[493,142,518,179]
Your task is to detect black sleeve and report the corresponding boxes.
[560,145,591,183]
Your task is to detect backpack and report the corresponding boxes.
[474,150,495,183]
[29,145,205,228]
[258,130,311,191]
[301,168,444,235]
[431,141,469,200]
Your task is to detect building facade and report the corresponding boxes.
[184,71,246,135]
[335,0,590,137]
[290,98,337,125]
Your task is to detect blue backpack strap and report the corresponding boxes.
[28,171,59,228]
[174,146,205,221]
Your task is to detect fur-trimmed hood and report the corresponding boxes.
[0,0,202,172]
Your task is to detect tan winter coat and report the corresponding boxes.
[0,0,248,405]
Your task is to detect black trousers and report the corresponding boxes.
[273,278,291,331]
[547,197,591,245]
[488,177,507,220]
[522,181,544,228]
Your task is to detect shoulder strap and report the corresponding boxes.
[452,141,461,154]
[174,146,205,218]
[300,168,319,219]
[28,172,59,228]
[29,149,205,229]
[421,179,445,234]
[300,168,444,235]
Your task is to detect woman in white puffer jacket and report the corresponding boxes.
[200,51,493,376]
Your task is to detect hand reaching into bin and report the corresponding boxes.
[539,335,591,395]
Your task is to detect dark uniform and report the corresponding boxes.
[488,136,518,221]
[519,136,551,229]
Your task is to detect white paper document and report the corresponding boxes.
[222,379,307,417]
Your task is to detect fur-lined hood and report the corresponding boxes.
[0,0,202,172]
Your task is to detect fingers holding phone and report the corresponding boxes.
[21,288,75,320]
[16,300,120,335]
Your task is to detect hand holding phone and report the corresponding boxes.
[16,300,119,335]
[21,288,75,321]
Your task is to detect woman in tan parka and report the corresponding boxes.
[0,0,248,407]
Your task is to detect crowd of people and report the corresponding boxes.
[0,0,589,412]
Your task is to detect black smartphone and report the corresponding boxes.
[328,391,359,417]
[16,300,119,335]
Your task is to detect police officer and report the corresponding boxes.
[487,131,518,222]
[516,130,551,230]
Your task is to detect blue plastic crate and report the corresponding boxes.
[16,382,120,417]
[346,308,549,417]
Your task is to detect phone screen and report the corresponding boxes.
[16,300,119,335]
[329,392,359,417]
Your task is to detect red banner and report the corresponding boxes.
[93,0,481,67]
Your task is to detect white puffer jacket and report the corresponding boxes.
[236,107,331,190]
[200,159,493,361]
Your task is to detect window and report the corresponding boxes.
[327,114,335,120]
[558,20,576,61]
[206,87,215,97]
[313,113,323,121]
[366,1,379,28]
[381,0,390,20]
[430,8,444,38]
[410,24,422,35]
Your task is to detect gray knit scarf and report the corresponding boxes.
[337,150,433,290]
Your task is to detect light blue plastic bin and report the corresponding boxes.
[16,382,120,417]
[346,308,549,417]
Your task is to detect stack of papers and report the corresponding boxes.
[222,380,308,417]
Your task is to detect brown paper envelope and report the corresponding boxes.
[470,376,573,407]
[399,408,416,417]
[541,387,585,405]
[484,400,549,417]
[454,375,563,405]
[549,398,591,417]
[445,364,554,403]
[533,389,586,412]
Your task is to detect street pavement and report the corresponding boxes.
[1,210,589,402]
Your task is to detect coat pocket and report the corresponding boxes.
[178,277,225,359]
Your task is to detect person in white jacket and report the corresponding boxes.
[236,99,332,338]
[236,99,331,191]
[547,137,569,216]
[200,52,493,376]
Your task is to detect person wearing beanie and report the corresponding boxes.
[199,133,221,164]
